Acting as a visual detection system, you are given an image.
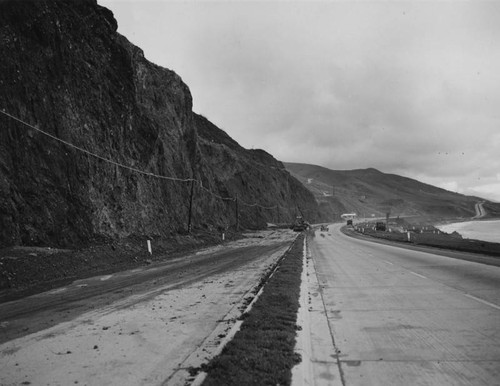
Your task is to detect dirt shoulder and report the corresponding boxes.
[0,230,241,302]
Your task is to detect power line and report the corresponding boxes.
[198,181,235,202]
[1,109,298,214]
[1,109,195,183]
[240,200,277,210]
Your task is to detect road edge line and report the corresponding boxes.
[291,237,314,385]
[292,235,344,386]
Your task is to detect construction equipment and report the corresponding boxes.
[292,216,309,232]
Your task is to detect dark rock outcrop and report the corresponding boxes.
[0,0,318,247]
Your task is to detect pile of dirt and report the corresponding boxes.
[0,230,236,302]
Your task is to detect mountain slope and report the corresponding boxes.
[0,0,318,247]
[284,162,500,221]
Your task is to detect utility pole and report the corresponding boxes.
[187,179,195,233]
[235,194,239,231]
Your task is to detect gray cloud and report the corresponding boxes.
[101,0,500,201]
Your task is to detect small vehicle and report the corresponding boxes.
[320,225,329,232]
[292,216,309,232]
[375,222,386,231]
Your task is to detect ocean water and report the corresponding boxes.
[436,220,500,244]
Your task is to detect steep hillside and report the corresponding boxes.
[193,115,318,229]
[285,162,500,221]
[0,0,318,248]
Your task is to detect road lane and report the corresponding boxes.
[341,229,500,306]
[310,224,500,385]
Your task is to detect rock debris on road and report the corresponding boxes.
[0,230,297,386]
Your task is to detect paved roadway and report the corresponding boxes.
[473,202,486,219]
[309,224,500,385]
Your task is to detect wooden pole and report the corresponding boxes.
[187,179,195,233]
[235,194,239,231]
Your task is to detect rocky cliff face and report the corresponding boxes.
[0,0,318,247]
[193,114,319,230]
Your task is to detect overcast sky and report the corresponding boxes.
[100,0,500,202]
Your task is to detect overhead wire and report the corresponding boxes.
[1,109,195,183]
[1,109,299,213]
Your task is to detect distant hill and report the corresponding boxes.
[284,162,500,222]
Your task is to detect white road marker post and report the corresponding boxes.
[147,239,152,254]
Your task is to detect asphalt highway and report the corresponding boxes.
[310,224,500,385]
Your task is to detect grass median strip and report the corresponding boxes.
[194,234,305,385]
